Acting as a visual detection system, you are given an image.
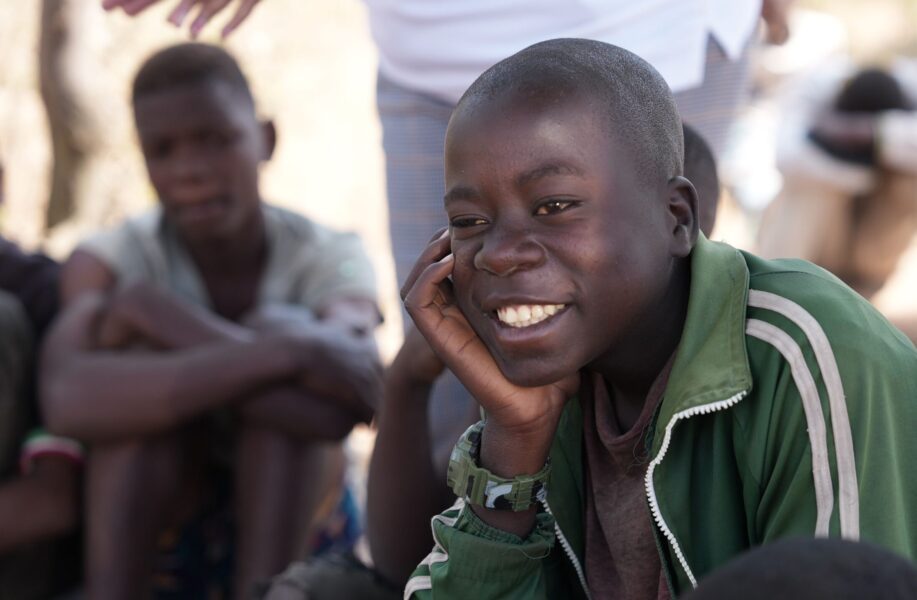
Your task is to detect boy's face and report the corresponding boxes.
[444,92,684,387]
[133,80,271,243]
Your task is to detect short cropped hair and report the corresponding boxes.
[455,38,683,186]
[835,68,914,113]
[682,123,719,236]
[132,43,254,108]
[687,538,917,600]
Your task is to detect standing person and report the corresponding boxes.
[401,38,917,598]
[40,43,381,599]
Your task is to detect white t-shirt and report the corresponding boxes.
[79,204,378,313]
[365,0,762,103]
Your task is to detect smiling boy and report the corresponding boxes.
[402,39,917,599]
[40,44,380,599]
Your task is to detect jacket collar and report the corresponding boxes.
[650,235,753,455]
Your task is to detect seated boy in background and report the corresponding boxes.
[0,160,82,599]
[40,43,381,600]
[402,39,917,598]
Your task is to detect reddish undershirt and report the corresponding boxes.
[581,355,675,600]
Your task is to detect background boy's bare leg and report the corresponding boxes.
[234,420,344,599]
[86,433,199,600]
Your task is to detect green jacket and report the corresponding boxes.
[406,237,917,599]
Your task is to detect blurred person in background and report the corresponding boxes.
[39,43,382,599]
[0,158,82,598]
[756,59,917,299]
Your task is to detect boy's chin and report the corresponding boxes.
[495,356,578,389]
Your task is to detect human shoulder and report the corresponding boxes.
[262,203,377,310]
[264,203,363,252]
[741,250,917,397]
[76,207,165,277]
[0,236,60,337]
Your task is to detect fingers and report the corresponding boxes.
[167,0,198,25]
[402,253,455,319]
[102,0,129,10]
[189,0,231,37]
[221,0,261,37]
[400,228,450,300]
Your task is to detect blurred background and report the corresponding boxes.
[0,0,915,356]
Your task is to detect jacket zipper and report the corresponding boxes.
[643,389,749,589]
[540,498,592,600]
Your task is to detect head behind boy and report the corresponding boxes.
[686,538,917,599]
[443,38,698,388]
[132,43,275,243]
[682,123,719,237]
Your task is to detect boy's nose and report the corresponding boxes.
[473,226,546,276]
[169,149,211,181]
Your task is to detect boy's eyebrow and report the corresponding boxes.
[516,162,585,187]
[443,162,586,204]
[444,186,479,205]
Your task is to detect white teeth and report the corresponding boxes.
[496,304,565,328]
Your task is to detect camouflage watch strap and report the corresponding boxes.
[447,421,550,512]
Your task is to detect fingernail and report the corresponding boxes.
[439,253,454,263]
[438,229,449,240]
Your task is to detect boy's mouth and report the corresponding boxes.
[495,303,566,328]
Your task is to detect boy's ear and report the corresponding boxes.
[259,119,277,162]
[666,175,699,258]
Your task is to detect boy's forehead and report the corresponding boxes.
[134,80,254,130]
[135,79,250,114]
[446,89,621,170]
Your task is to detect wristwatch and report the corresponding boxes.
[447,420,551,512]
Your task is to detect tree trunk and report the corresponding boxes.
[38,0,104,230]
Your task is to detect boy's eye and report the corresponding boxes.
[146,140,173,159]
[197,131,232,149]
[449,215,488,228]
[534,199,577,216]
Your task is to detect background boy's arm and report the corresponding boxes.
[366,326,459,586]
[97,279,381,424]
[41,251,379,441]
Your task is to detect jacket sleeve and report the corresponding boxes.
[744,286,917,560]
[404,499,557,599]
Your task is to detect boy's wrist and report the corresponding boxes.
[479,418,557,479]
